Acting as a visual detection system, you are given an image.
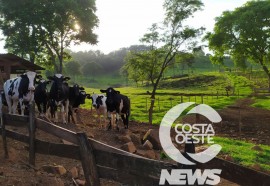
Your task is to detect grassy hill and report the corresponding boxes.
[81,72,254,124]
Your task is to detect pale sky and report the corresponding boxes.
[0,0,249,54]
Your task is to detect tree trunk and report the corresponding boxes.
[258,60,270,88]
[148,84,157,125]
[59,51,63,74]
[148,68,165,125]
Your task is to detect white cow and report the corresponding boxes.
[3,71,39,115]
[91,94,107,128]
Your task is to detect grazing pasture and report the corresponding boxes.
[81,72,253,124]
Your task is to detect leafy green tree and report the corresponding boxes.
[65,61,82,77]
[205,1,270,87]
[126,0,204,124]
[0,0,98,73]
[82,62,102,79]
[175,52,195,74]
[124,48,164,86]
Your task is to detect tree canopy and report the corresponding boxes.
[124,0,204,124]
[205,0,270,86]
[0,0,98,73]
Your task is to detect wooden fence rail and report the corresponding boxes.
[1,102,270,186]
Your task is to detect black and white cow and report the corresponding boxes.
[0,90,29,115]
[3,71,41,115]
[91,93,107,128]
[47,74,70,124]
[100,87,130,130]
[68,90,90,124]
[34,79,51,116]
[67,84,87,124]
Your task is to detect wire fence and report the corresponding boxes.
[131,90,241,113]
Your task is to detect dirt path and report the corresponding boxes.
[217,98,270,145]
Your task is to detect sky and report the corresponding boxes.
[0,0,249,54]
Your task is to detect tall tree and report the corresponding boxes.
[205,1,270,87]
[0,0,98,73]
[126,0,204,124]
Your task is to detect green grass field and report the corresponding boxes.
[81,72,252,124]
[252,96,270,110]
[214,137,270,172]
[78,71,270,172]
[82,87,242,124]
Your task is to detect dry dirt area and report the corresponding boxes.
[0,98,269,185]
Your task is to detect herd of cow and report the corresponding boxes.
[0,71,130,130]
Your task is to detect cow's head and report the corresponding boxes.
[78,91,91,105]
[100,87,120,95]
[48,74,70,97]
[21,71,40,91]
[35,79,51,93]
[100,87,120,106]
[91,93,105,109]
[72,84,85,97]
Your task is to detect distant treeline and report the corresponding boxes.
[62,45,257,79]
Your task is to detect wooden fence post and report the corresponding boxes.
[181,95,183,103]
[77,132,100,186]
[28,101,36,166]
[1,112,8,158]
[195,104,200,124]
[201,95,203,104]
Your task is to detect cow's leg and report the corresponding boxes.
[67,106,71,123]
[64,100,69,124]
[42,101,47,116]
[19,100,25,116]
[125,113,129,129]
[55,108,59,123]
[6,97,12,114]
[115,113,120,131]
[72,108,77,124]
[61,104,66,124]
[112,113,116,130]
[121,114,127,129]
[102,110,107,129]
[107,112,112,130]
[21,103,25,116]
[37,103,42,116]
[46,104,51,119]
[12,100,19,115]
[74,109,78,124]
